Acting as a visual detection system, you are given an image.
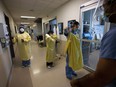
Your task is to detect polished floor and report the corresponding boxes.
[8,41,89,87]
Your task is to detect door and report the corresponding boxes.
[43,23,49,46]
[4,14,15,59]
[80,2,108,70]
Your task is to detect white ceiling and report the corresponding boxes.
[3,0,70,24]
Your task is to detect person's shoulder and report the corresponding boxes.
[24,32,30,35]
[108,29,116,38]
[104,29,116,39]
[102,29,116,45]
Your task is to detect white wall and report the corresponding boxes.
[0,1,16,87]
[42,0,90,41]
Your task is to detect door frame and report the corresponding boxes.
[80,1,109,71]
[4,14,15,59]
[43,22,49,46]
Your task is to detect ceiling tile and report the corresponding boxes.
[3,0,70,24]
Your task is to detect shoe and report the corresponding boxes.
[47,66,51,69]
[51,63,54,67]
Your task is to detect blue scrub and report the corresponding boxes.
[66,54,77,79]
[65,29,79,79]
[99,23,116,87]
[82,32,92,65]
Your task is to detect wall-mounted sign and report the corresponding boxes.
[58,23,63,34]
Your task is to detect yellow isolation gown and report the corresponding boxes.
[65,33,83,71]
[14,32,31,61]
[46,34,56,63]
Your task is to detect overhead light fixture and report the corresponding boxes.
[21,16,36,19]
[33,24,36,27]
[21,22,30,24]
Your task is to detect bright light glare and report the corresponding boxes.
[20,22,30,24]
[21,16,36,19]
[33,70,40,75]
[30,56,33,60]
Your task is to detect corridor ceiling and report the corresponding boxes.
[3,0,70,24]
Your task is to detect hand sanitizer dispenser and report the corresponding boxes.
[0,23,9,48]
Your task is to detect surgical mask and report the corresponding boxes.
[77,29,80,34]
[72,28,80,34]
[103,15,109,22]
[75,28,79,31]
[71,29,75,33]
[93,0,116,23]
[19,28,24,33]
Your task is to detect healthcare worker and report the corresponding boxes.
[46,31,56,69]
[64,21,83,80]
[82,27,92,65]
[71,0,116,87]
[13,27,31,67]
[83,27,92,40]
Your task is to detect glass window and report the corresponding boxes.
[81,7,105,70]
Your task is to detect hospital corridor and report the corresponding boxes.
[0,0,116,87]
[8,40,89,87]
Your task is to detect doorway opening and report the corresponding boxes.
[43,23,49,46]
[4,14,15,59]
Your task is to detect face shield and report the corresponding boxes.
[93,0,105,25]
[93,0,116,23]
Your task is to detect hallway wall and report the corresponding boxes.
[0,1,16,87]
[42,0,90,41]
[42,0,90,55]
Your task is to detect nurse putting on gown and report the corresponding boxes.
[13,27,31,68]
[64,21,83,80]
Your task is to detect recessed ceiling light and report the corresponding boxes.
[21,22,30,24]
[21,16,36,19]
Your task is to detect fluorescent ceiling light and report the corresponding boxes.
[21,22,30,24]
[33,24,36,27]
[21,16,36,19]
